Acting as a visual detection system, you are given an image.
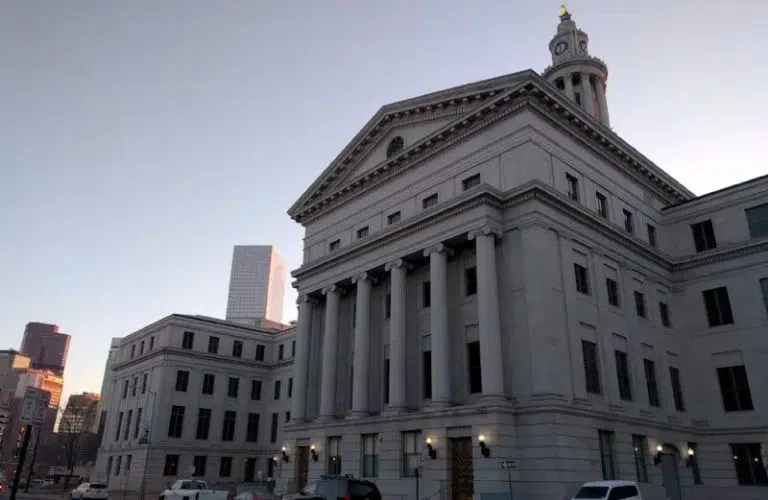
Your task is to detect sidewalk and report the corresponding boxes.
[10,491,142,500]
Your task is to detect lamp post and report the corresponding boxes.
[127,380,158,500]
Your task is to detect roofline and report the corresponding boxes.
[662,173,768,211]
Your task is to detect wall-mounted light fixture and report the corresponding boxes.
[273,456,279,464]
[685,447,695,468]
[653,444,663,465]
[310,445,319,462]
[426,438,437,459]
[478,434,490,458]
[281,446,290,463]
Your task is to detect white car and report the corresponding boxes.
[571,480,642,500]
[159,479,229,500]
[71,482,109,500]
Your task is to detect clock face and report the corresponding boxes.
[554,41,568,55]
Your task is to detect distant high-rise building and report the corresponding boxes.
[20,322,71,376]
[59,392,100,434]
[225,245,287,325]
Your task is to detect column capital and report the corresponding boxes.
[468,226,503,242]
[384,259,413,272]
[296,294,318,306]
[322,284,345,296]
[351,272,378,285]
[423,243,454,258]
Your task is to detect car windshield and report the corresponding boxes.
[574,486,609,499]
[89,484,108,489]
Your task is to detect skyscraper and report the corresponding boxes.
[20,322,71,376]
[225,245,287,325]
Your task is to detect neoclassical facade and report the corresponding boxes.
[283,10,768,500]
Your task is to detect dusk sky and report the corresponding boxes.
[1,0,765,404]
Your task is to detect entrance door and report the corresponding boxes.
[450,438,474,500]
[660,454,681,500]
[296,446,310,490]
[244,458,257,482]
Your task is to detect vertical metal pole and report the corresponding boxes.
[24,425,41,492]
[507,468,513,500]
[10,425,33,500]
[138,391,156,500]
[414,467,420,500]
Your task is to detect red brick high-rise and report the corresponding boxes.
[20,322,71,376]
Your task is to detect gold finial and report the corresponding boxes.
[560,4,569,16]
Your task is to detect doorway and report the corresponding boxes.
[244,458,257,482]
[660,453,681,500]
[296,446,310,490]
[449,438,474,500]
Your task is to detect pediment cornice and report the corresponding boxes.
[289,75,693,225]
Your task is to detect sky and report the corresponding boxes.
[1,0,766,405]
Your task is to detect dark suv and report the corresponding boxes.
[287,475,381,500]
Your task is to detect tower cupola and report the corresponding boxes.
[543,6,611,127]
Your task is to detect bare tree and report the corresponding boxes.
[57,397,98,489]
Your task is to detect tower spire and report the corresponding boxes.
[542,8,611,127]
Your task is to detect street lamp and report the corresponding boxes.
[128,380,158,500]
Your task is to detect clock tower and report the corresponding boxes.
[543,6,611,127]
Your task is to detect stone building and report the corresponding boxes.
[282,8,768,500]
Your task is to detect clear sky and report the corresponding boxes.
[1,0,765,405]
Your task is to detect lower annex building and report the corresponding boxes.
[279,8,768,500]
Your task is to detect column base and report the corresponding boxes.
[382,405,408,416]
[478,394,507,405]
[346,411,370,420]
[425,399,453,410]
[314,414,336,423]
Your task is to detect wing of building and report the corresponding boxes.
[284,8,768,500]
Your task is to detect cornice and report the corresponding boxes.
[671,237,768,271]
[111,346,292,373]
[291,76,693,225]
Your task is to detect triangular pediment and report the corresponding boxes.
[288,69,537,218]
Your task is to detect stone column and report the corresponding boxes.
[291,295,315,422]
[595,77,611,127]
[384,259,412,412]
[423,243,453,407]
[318,285,342,421]
[563,72,575,101]
[468,227,505,400]
[582,73,598,119]
[350,273,376,417]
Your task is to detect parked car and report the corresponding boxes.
[159,479,229,500]
[235,483,279,500]
[571,480,642,500]
[284,475,381,500]
[71,482,109,500]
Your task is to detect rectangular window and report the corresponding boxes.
[356,226,370,239]
[227,377,239,398]
[219,457,233,478]
[126,455,132,473]
[106,457,113,478]
[327,436,342,475]
[606,278,620,306]
[669,367,685,411]
[659,301,671,327]
[387,211,401,225]
[168,406,185,438]
[132,377,137,397]
[634,291,647,318]
[269,413,278,443]
[691,220,718,252]
[688,442,702,484]
[623,209,634,233]
[207,336,219,354]
[717,365,754,412]
[643,359,660,407]
[134,408,142,439]
[702,287,734,326]
[647,224,657,247]
[467,341,482,394]
[278,344,284,360]
[182,331,194,349]
[462,173,481,191]
[598,430,616,480]
[421,281,431,308]
[761,278,768,315]
[193,456,206,477]
[201,374,215,395]
[465,267,477,296]
[115,456,122,477]
[574,263,590,294]
[175,370,189,392]
[273,380,281,400]
[139,340,144,355]
[195,408,211,440]
[163,455,179,476]
[149,336,155,350]
[122,380,128,399]
[632,435,648,482]
[596,192,608,218]
[255,344,265,361]
[114,412,123,442]
[422,350,432,399]
[383,358,390,405]
[361,434,379,477]
[422,193,438,209]
[566,173,579,201]
[246,413,260,443]
[615,350,632,401]
[402,431,422,477]
[130,345,135,359]
[123,410,133,440]
[221,411,236,441]
[329,239,341,252]
[582,340,601,395]
[232,341,243,358]
[385,293,391,319]
[745,203,768,238]
[291,341,296,357]
[730,443,768,485]
[288,378,293,398]
[141,374,147,394]
[285,411,290,423]
[251,380,262,400]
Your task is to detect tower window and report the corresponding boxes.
[575,92,582,105]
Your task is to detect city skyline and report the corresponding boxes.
[2,0,767,403]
